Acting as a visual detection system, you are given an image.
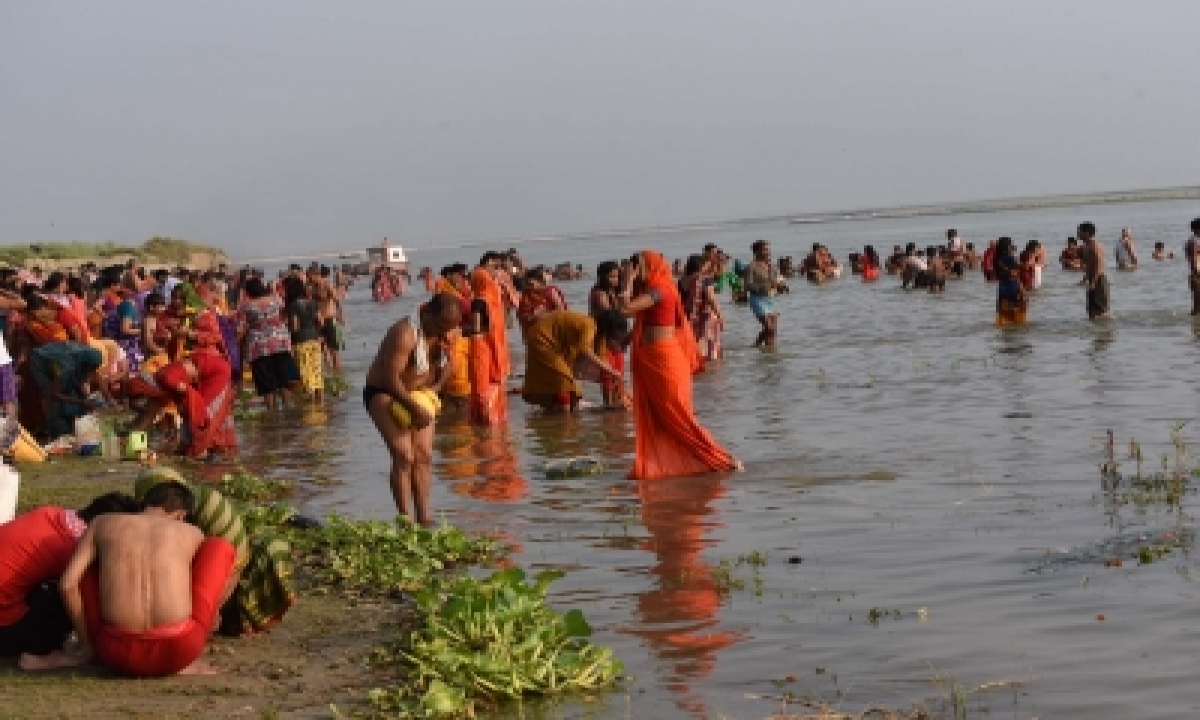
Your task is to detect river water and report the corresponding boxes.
[244,199,1200,719]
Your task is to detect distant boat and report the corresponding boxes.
[365,238,409,274]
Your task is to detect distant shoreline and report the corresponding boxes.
[511,185,1200,247]
[230,185,1200,263]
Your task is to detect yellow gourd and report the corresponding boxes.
[390,390,442,429]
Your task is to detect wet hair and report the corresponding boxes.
[24,293,49,314]
[283,276,308,305]
[42,271,66,293]
[142,481,195,518]
[426,292,463,323]
[67,276,86,299]
[594,261,619,291]
[244,277,269,299]
[595,308,629,347]
[1077,222,1096,238]
[78,492,141,523]
[684,254,704,276]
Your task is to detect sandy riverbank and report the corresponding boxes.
[0,458,410,720]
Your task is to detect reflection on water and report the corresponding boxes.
[628,475,742,717]
[244,199,1200,719]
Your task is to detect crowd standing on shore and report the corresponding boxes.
[3,215,1200,682]
[0,259,350,676]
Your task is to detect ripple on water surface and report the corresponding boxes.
[253,199,1200,719]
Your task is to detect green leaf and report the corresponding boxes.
[563,609,593,637]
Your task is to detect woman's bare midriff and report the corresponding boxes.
[640,325,675,345]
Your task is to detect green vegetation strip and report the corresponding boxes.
[0,236,220,266]
[228,477,621,718]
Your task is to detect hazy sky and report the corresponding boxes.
[2,1,1198,257]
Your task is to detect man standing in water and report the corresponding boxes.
[363,294,462,524]
[1186,218,1200,315]
[1115,228,1139,270]
[744,240,779,347]
[1079,222,1109,319]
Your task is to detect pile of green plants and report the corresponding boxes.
[218,471,295,503]
[194,472,621,717]
[289,515,501,597]
[367,568,623,718]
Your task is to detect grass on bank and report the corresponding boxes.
[0,237,223,267]
[12,460,624,719]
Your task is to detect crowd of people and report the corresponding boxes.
[364,216,1200,527]
[0,260,348,457]
[5,215,1200,680]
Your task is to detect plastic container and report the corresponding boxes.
[0,461,18,524]
[11,427,47,464]
[125,431,149,459]
[102,435,124,461]
[74,414,103,448]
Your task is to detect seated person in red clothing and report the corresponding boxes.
[51,482,236,677]
[0,493,140,669]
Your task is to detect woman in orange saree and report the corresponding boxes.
[466,267,508,426]
[621,251,739,480]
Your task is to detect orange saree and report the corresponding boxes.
[467,268,508,426]
[629,252,735,480]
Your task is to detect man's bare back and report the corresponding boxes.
[1083,240,1105,284]
[89,512,203,631]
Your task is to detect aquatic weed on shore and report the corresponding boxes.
[366,568,623,718]
[290,515,502,598]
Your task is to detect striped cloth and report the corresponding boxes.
[135,466,294,634]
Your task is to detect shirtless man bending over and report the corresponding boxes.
[58,482,235,677]
[363,293,461,524]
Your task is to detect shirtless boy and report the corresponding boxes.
[57,482,236,677]
[1185,218,1200,315]
[1079,222,1109,319]
[363,294,461,524]
[315,267,345,371]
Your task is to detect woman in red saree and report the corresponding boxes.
[517,270,566,339]
[466,267,508,426]
[128,312,237,458]
[620,251,739,480]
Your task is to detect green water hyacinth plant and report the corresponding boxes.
[218,471,295,503]
[369,568,623,717]
[290,516,500,597]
